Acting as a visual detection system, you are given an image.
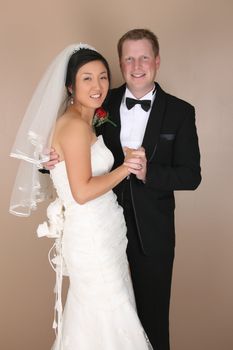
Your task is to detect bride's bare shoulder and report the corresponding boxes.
[56,111,89,136]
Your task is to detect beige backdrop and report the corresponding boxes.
[1,0,233,349]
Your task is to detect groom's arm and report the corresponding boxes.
[145,105,201,191]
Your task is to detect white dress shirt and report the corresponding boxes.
[120,86,156,149]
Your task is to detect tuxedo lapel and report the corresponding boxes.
[104,85,126,165]
[109,85,125,129]
[142,83,167,161]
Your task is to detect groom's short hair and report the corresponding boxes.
[117,29,160,59]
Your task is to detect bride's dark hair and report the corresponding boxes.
[65,48,111,97]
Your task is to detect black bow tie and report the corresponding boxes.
[126,97,151,112]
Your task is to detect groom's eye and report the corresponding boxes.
[126,57,133,62]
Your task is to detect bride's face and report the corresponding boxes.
[73,60,109,109]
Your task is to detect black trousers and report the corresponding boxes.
[122,181,174,350]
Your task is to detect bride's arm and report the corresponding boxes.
[59,119,129,204]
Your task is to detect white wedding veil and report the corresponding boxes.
[9,43,96,217]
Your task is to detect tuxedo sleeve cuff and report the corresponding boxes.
[38,168,50,174]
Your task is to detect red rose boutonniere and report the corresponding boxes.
[92,107,117,128]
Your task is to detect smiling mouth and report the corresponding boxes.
[131,73,145,78]
[90,94,101,99]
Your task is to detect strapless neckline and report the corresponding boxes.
[53,135,103,169]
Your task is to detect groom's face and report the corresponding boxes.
[120,38,160,99]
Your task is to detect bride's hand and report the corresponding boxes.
[123,147,147,182]
[123,147,136,162]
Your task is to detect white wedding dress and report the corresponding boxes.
[46,135,153,349]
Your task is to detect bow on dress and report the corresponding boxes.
[37,197,68,346]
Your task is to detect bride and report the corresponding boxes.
[10,44,153,349]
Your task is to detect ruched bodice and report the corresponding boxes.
[50,135,114,207]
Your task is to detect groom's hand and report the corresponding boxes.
[123,147,147,182]
[42,148,60,170]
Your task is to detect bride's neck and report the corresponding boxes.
[68,104,94,126]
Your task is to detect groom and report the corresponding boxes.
[98,29,201,350]
[46,29,201,350]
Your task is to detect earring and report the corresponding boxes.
[69,90,74,105]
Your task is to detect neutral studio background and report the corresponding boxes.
[0,0,233,349]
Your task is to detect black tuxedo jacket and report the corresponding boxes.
[98,83,201,255]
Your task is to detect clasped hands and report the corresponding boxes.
[42,146,147,182]
[123,146,147,182]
